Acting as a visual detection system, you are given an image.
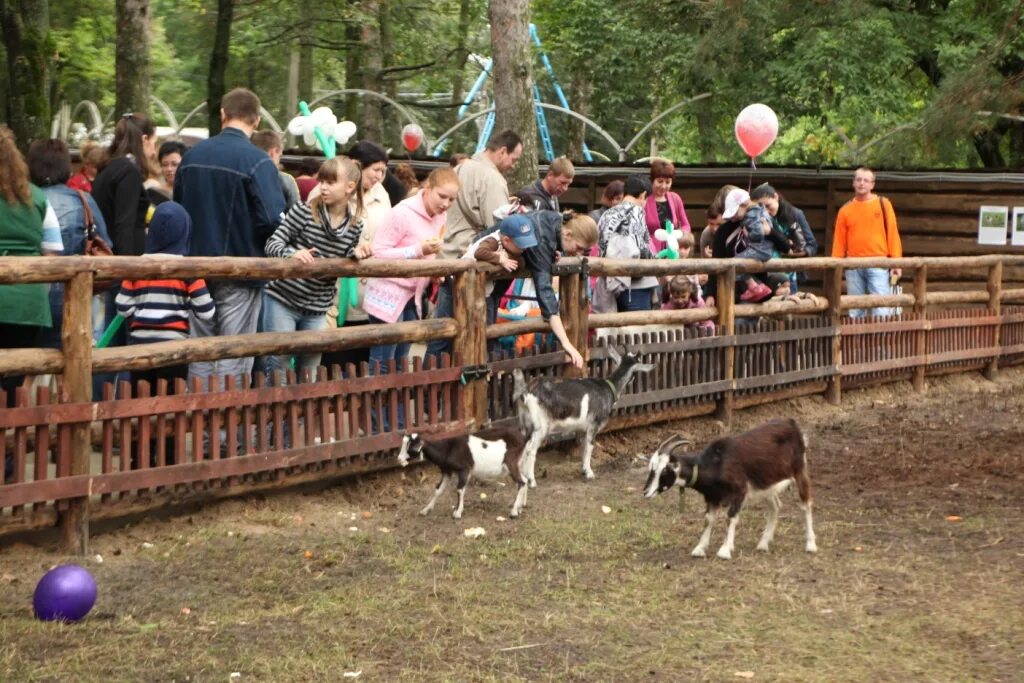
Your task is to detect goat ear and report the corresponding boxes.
[606,345,622,365]
[636,363,656,374]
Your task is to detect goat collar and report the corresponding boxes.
[603,378,618,400]
[686,464,698,487]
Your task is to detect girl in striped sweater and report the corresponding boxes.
[263,156,371,380]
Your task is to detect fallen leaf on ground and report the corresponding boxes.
[601,505,612,514]
[734,672,755,679]
[945,515,962,522]
[464,527,486,538]
[360,511,373,519]
[180,607,191,615]
[303,550,314,559]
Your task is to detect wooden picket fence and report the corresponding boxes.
[2,253,1024,550]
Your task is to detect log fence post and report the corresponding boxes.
[558,262,588,379]
[715,266,736,424]
[452,268,488,429]
[913,265,928,392]
[824,265,843,405]
[985,261,1002,380]
[59,271,94,554]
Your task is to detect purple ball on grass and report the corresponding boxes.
[33,564,98,622]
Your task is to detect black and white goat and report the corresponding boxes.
[643,419,817,559]
[513,346,654,485]
[397,427,529,519]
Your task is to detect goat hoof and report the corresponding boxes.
[583,470,596,480]
[452,511,463,520]
[716,548,733,560]
[756,543,770,552]
[418,509,431,516]
[806,543,818,553]
[690,548,706,558]
[528,480,537,489]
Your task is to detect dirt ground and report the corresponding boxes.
[1,368,1022,682]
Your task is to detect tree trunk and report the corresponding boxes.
[206,0,233,136]
[343,22,361,124]
[1008,120,1024,168]
[1,0,51,150]
[973,130,1006,167]
[115,0,151,117]
[379,1,397,145]
[359,0,383,144]
[565,70,590,161]
[445,0,472,153]
[489,0,537,192]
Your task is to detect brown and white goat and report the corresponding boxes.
[643,419,817,559]
[513,346,654,485]
[397,427,529,519]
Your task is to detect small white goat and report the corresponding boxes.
[397,427,529,519]
[513,346,654,485]
[643,419,817,559]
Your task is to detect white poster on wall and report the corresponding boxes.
[977,206,1008,246]
[1012,207,1024,247]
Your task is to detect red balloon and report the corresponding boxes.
[734,104,779,158]
[401,123,423,153]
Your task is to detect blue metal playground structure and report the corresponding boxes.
[434,24,592,162]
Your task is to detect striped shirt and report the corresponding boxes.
[265,201,364,313]
[116,277,216,342]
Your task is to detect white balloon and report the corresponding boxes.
[335,121,358,145]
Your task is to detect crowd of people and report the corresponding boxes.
[0,86,904,418]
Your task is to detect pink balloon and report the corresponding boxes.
[734,104,779,158]
[401,123,423,153]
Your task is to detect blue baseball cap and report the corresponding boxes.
[499,214,538,250]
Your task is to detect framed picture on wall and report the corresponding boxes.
[1012,207,1024,247]
[977,206,1008,246]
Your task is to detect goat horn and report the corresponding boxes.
[657,434,692,453]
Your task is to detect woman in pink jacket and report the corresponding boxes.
[364,166,460,375]
[644,158,691,252]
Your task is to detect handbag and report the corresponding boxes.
[74,189,115,292]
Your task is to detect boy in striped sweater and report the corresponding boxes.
[116,201,215,465]
[116,201,215,390]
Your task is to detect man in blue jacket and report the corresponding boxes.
[174,87,286,387]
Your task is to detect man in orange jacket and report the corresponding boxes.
[832,167,902,317]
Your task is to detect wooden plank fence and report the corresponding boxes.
[3,254,1024,549]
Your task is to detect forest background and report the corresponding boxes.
[2,0,1022,191]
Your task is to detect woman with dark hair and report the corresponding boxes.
[589,179,624,224]
[27,138,115,351]
[91,111,158,256]
[644,158,690,251]
[0,128,64,422]
[158,140,188,195]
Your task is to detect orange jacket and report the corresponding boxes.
[832,196,902,258]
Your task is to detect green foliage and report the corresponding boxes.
[26,0,1024,166]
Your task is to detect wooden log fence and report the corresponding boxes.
[2,254,1024,549]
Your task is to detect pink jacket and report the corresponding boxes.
[363,192,446,323]
[645,192,691,251]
